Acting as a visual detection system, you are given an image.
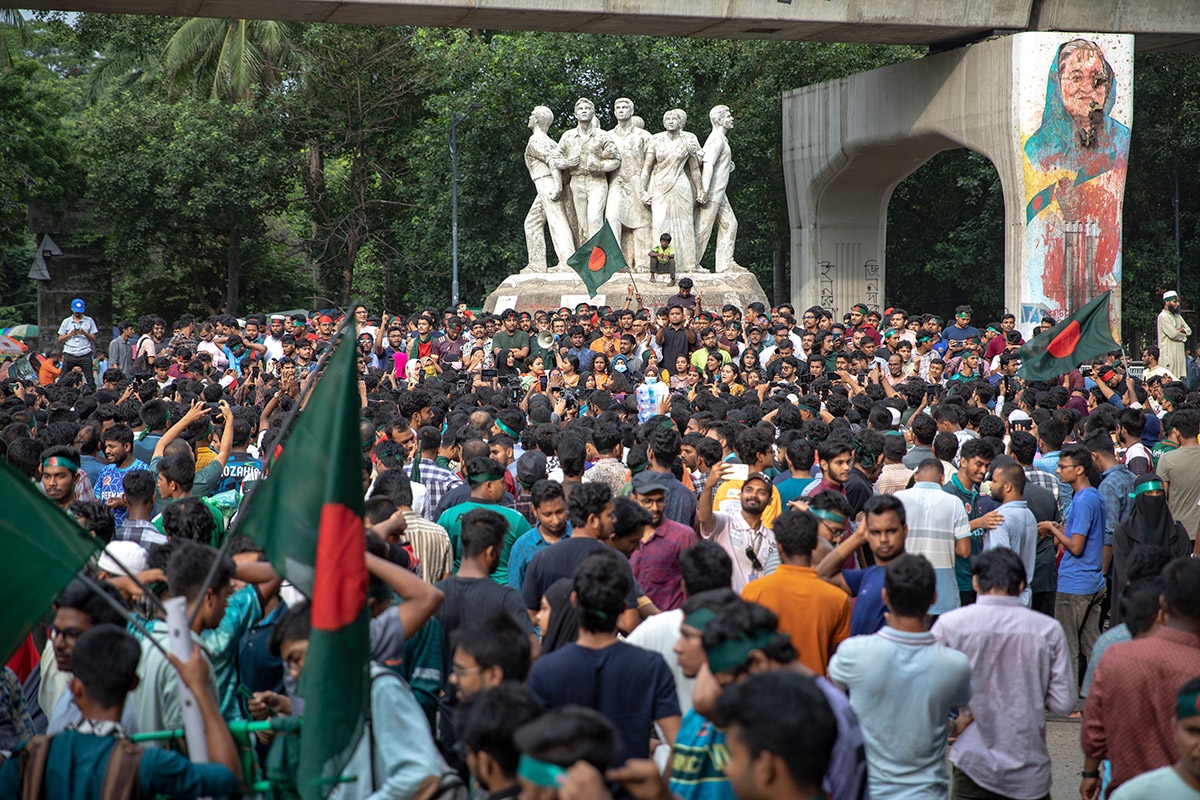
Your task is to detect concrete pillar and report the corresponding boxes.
[783,32,1132,336]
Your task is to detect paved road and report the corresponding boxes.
[1047,716,1084,800]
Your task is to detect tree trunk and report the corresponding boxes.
[228,212,241,316]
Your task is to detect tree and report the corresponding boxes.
[162,17,299,102]
[79,92,301,317]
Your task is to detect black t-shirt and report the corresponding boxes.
[659,326,691,369]
[521,538,640,611]
[434,575,534,649]
[528,641,681,765]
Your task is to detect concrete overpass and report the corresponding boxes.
[18,0,1200,52]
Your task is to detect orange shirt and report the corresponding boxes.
[38,358,61,386]
[741,563,850,676]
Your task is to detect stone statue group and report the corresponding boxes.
[524,98,742,276]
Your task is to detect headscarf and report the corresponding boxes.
[539,577,579,653]
[1110,472,1190,625]
[495,348,518,378]
[1120,473,1173,549]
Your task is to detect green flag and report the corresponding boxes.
[0,459,99,662]
[1016,291,1121,382]
[238,329,369,800]
[567,220,628,298]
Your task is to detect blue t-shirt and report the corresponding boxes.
[528,641,680,766]
[844,565,887,636]
[1058,486,1107,595]
[93,459,150,527]
[217,452,263,494]
[775,477,814,507]
[942,324,980,348]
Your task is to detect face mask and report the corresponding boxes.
[615,362,627,373]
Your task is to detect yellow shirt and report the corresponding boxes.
[714,479,783,527]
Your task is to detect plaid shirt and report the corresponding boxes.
[115,519,168,551]
[513,488,537,527]
[417,458,463,522]
[691,470,707,499]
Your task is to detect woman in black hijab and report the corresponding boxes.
[1110,473,1191,623]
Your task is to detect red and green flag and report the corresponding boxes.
[567,220,628,298]
[1016,291,1121,382]
[0,459,100,663]
[238,329,369,800]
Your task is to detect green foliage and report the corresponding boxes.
[7,13,1200,346]
[78,91,301,319]
[887,150,1005,322]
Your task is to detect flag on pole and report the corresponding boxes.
[0,460,100,663]
[1016,291,1121,382]
[567,221,628,298]
[238,329,369,800]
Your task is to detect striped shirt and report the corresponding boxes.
[400,511,454,583]
[894,482,970,616]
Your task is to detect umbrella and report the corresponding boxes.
[2,325,37,339]
[0,336,27,356]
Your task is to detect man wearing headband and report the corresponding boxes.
[1158,289,1190,380]
[1108,677,1200,799]
[41,445,82,511]
[817,494,910,636]
[829,554,972,800]
[435,457,531,580]
[1082,558,1200,796]
[701,599,867,800]
[513,706,619,798]
[894,459,971,617]
[932,548,1075,800]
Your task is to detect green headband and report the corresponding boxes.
[496,420,518,437]
[467,472,505,485]
[809,508,847,527]
[517,754,566,788]
[1131,480,1165,499]
[42,456,79,474]
[707,631,777,675]
[683,607,718,633]
[1177,688,1200,721]
[797,403,819,415]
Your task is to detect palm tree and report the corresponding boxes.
[162,18,299,102]
[0,9,30,66]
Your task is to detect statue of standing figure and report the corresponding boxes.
[605,98,654,272]
[523,106,577,271]
[556,98,621,244]
[696,105,741,272]
[641,108,704,271]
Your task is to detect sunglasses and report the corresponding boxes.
[745,545,764,572]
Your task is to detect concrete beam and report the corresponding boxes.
[19,0,1031,48]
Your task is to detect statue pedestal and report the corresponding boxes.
[482,268,769,314]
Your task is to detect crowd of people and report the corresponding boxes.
[1,285,1199,800]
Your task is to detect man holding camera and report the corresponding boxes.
[57,297,99,388]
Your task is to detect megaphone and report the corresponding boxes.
[537,330,556,350]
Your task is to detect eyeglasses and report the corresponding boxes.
[47,625,85,644]
[450,662,484,677]
[745,545,764,573]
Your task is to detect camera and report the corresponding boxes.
[507,374,523,406]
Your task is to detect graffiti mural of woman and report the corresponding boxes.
[1023,38,1130,321]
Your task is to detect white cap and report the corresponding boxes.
[97,541,148,578]
[1008,409,1031,424]
[1164,290,1179,301]
[888,408,902,426]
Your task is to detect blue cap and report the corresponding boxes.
[71,298,85,313]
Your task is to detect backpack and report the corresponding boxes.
[366,671,467,800]
[19,734,143,800]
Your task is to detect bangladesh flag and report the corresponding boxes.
[1016,291,1121,382]
[567,220,628,298]
[0,459,100,662]
[239,329,369,800]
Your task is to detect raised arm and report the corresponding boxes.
[366,551,444,639]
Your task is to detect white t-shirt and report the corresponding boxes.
[58,315,98,356]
